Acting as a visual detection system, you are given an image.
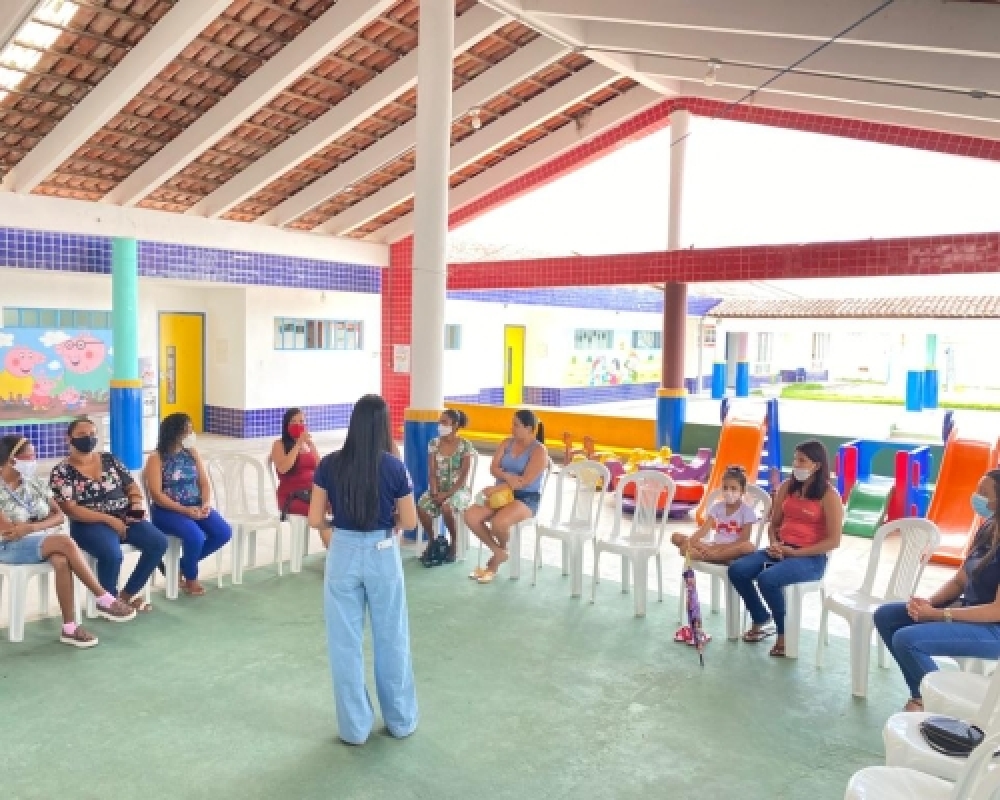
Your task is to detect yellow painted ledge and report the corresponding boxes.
[656,388,688,398]
[404,409,442,423]
[110,379,142,389]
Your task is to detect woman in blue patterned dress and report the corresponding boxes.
[144,413,231,596]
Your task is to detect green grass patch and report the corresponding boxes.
[779,385,1000,412]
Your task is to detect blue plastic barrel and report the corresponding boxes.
[735,361,750,398]
[711,362,726,399]
[905,370,924,412]
[923,368,939,410]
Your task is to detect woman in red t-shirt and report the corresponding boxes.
[270,407,319,529]
[728,439,843,658]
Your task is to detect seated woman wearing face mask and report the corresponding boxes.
[50,417,169,613]
[0,435,136,647]
[143,413,232,597]
[875,469,1000,712]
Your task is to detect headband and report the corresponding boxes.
[10,437,27,459]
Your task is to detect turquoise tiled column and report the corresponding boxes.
[110,237,142,469]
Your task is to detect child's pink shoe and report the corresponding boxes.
[673,625,693,644]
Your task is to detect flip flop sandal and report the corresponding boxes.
[769,643,786,658]
[476,570,498,584]
[469,567,486,579]
[182,583,207,597]
[125,596,153,613]
[674,626,693,644]
[741,626,775,643]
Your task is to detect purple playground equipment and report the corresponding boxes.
[620,447,713,518]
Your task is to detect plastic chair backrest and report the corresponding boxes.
[265,455,280,497]
[546,459,610,532]
[950,728,1000,799]
[968,650,1000,731]
[609,470,675,547]
[208,454,271,517]
[700,485,772,547]
[205,457,227,515]
[857,519,941,601]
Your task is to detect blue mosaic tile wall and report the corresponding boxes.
[0,227,380,293]
[448,287,720,316]
[205,403,355,439]
[445,388,504,405]
[0,421,69,459]
[524,383,660,407]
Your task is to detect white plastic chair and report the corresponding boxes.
[817,518,941,696]
[884,663,1000,782]
[0,560,56,641]
[266,456,310,573]
[207,454,283,584]
[846,728,1000,800]
[591,471,675,617]
[531,460,610,597]
[925,672,995,723]
[676,485,772,641]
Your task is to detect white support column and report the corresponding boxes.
[667,108,690,252]
[409,0,455,411]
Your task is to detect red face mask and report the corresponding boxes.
[287,423,305,439]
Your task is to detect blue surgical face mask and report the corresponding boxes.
[972,493,993,519]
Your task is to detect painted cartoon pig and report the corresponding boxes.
[0,346,45,401]
[30,377,57,411]
[58,388,86,412]
[56,335,112,397]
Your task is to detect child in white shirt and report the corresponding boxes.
[671,465,759,564]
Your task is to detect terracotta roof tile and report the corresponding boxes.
[707,296,1000,319]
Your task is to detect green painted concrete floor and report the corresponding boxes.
[1,554,901,800]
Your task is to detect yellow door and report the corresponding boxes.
[503,326,525,406]
[159,313,205,432]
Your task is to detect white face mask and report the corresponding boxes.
[182,434,196,449]
[722,489,741,505]
[438,424,453,437]
[793,467,813,482]
[12,459,37,479]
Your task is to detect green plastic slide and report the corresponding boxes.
[842,481,894,539]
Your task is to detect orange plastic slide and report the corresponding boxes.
[927,433,1000,566]
[694,416,767,524]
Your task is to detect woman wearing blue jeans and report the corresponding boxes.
[144,412,231,596]
[309,394,418,746]
[50,417,168,612]
[875,468,1000,712]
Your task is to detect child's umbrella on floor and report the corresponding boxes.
[682,553,708,666]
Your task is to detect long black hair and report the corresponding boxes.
[443,408,468,429]
[789,439,831,501]
[156,412,191,455]
[0,434,29,465]
[329,394,393,531]
[514,409,545,444]
[280,407,302,454]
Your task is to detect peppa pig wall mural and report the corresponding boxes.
[0,329,113,422]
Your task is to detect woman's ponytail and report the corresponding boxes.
[535,421,545,444]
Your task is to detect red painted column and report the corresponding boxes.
[662,282,688,389]
[382,238,413,439]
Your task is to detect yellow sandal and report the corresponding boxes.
[476,569,498,584]
[468,567,486,580]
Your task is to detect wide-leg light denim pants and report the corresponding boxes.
[324,528,418,745]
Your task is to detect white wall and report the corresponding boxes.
[244,286,381,409]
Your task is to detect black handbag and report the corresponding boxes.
[919,715,984,757]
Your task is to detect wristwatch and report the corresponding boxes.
[943,608,953,623]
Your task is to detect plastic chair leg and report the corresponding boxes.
[710,575,721,614]
[290,517,307,574]
[508,525,522,580]
[85,555,98,619]
[165,537,181,600]
[274,524,284,577]
[569,541,584,598]
[676,585,686,624]
[531,534,542,587]
[231,527,245,585]
[215,550,224,589]
[633,556,649,617]
[655,554,663,603]
[246,530,257,569]
[783,588,803,659]
[8,570,27,642]
[621,557,630,594]
[725,583,742,641]
[561,541,569,576]
[816,607,829,667]
[37,569,50,616]
[878,638,888,669]
[591,550,601,603]
[850,615,875,698]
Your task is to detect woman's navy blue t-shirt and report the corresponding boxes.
[963,523,1000,607]
[314,451,413,532]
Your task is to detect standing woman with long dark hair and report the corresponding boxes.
[308,394,418,745]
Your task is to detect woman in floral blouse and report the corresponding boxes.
[417,409,475,564]
[50,417,168,612]
[143,413,231,596]
[1,435,135,646]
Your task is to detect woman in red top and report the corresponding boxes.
[270,407,319,527]
[728,440,843,657]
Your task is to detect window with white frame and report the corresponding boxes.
[444,324,462,350]
[574,329,613,350]
[274,318,363,350]
[811,332,831,370]
[754,332,774,375]
[631,330,661,349]
[702,325,717,347]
